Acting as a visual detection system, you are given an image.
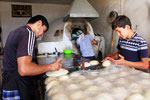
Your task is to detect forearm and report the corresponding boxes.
[18,62,51,76]
[124,59,149,69]
[17,56,62,76]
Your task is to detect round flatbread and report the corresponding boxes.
[46,68,69,77]
[89,60,99,66]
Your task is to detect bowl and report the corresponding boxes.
[64,49,72,54]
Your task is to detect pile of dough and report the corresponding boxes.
[125,93,146,100]
[46,68,68,77]
[89,60,99,66]
[102,60,111,67]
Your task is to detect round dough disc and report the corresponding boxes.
[89,60,99,66]
[46,68,69,77]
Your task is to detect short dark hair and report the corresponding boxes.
[112,15,132,30]
[27,15,49,32]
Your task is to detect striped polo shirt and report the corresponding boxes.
[117,33,148,62]
[3,25,36,71]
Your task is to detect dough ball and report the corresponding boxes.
[128,83,143,94]
[85,86,100,95]
[138,79,150,85]
[111,86,129,99]
[95,92,115,100]
[115,78,129,85]
[140,73,150,79]
[46,80,59,91]
[51,93,69,100]
[69,90,86,100]
[143,89,150,100]
[100,81,113,89]
[93,77,106,84]
[80,80,93,86]
[102,60,111,67]
[119,71,129,77]
[45,77,57,85]
[73,75,87,83]
[66,84,80,91]
[69,72,81,78]
[107,74,118,80]
[89,60,99,66]
[99,71,110,76]
[46,68,68,77]
[58,75,69,81]
[48,86,62,96]
[125,93,146,100]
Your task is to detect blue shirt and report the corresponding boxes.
[76,34,95,57]
[117,33,148,62]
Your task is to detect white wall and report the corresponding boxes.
[0,1,70,46]
[0,0,150,57]
[89,0,150,56]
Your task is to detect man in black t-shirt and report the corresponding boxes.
[2,15,62,100]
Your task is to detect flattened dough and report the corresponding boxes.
[89,60,99,66]
[46,68,69,77]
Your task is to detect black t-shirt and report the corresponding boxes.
[3,24,36,71]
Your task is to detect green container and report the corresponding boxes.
[64,49,72,54]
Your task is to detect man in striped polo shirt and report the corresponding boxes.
[2,15,62,100]
[102,15,149,72]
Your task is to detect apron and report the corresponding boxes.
[2,70,35,100]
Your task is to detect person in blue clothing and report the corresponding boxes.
[102,15,149,72]
[76,25,98,60]
[1,15,62,100]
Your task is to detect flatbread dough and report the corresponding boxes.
[89,60,99,66]
[46,68,69,77]
[102,60,111,67]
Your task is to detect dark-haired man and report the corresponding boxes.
[102,15,149,72]
[2,15,62,100]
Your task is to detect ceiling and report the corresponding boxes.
[0,0,73,4]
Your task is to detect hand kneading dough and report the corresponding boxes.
[102,60,111,67]
[46,68,68,77]
[125,93,146,100]
[89,60,99,66]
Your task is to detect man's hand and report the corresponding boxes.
[48,58,63,71]
[111,54,126,65]
[102,56,114,63]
